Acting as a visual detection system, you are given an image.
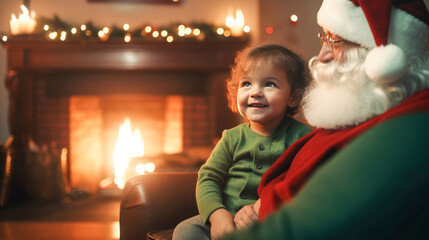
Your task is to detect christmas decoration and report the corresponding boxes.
[2,15,250,43]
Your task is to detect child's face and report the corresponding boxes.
[237,60,297,128]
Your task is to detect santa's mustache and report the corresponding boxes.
[302,50,390,130]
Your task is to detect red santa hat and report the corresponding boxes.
[317,0,429,84]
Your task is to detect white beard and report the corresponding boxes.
[303,49,390,130]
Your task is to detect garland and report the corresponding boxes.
[2,15,250,43]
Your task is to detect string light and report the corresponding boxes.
[144,162,155,173]
[60,31,67,41]
[3,15,250,43]
[2,35,8,42]
[290,14,298,23]
[185,27,192,35]
[98,30,109,41]
[223,30,231,37]
[216,28,225,35]
[193,28,200,36]
[178,25,185,36]
[224,30,231,37]
[49,32,57,40]
[124,33,131,42]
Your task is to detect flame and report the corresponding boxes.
[112,118,144,189]
[225,15,235,27]
[20,5,29,16]
[235,9,245,27]
[225,9,245,37]
[10,5,36,35]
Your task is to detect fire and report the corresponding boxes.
[10,5,37,35]
[112,118,154,189]
[225,9,245,37]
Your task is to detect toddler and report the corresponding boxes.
[172,44,312,240]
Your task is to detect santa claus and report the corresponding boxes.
[224,0,429,239]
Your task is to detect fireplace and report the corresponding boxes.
[3,38,247,195]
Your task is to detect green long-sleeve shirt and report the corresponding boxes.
[222,113,429,239]
[197,116,311,223]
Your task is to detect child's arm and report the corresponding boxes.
[197,130,233,224]
[234,199,260,229]
[209,208,235,240]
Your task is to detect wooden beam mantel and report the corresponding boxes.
[3,38,248,72]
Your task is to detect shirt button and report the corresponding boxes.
[258,145,265,151]
[256,164,262,170]
[240,193,247,199]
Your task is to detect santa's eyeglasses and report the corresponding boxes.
[318,33,345,52]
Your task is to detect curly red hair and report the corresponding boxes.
[226,44,311,116]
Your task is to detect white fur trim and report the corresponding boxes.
[317,0,375,48]
[388,7,429,60]
[364,44,407,83]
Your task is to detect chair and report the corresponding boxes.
[120,172,199,240]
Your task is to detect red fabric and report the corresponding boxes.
[360,0,392,46]
[258,89,429,220]
[350,0,360,6]
[354,0,392,46]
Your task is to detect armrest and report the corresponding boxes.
[119,172,199,240]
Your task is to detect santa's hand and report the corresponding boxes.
[234,204,259,230]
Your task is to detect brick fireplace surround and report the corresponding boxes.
[2,38,247,197]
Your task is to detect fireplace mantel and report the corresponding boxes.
[3,38,248,145]
[3,38,248,71]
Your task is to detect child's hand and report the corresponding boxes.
[253,198,261,214]
[234,202,259,230]
[209,208,235,240]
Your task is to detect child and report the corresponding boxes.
[172,44,312,240]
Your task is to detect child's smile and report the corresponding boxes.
[248,103,268,108]
[237,60,297,134]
